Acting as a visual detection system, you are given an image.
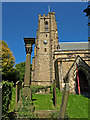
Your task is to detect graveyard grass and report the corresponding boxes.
[10,87,88,118]
[33,93,88,118]
[67,94,88,118]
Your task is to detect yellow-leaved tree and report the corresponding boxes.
[1,40,15,81]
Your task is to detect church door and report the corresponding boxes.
[75,69,89,96]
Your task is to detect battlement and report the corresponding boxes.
[49,12,55,15]
[38,12,55,19]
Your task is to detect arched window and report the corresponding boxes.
[45,21,48,32]
[44,48,47,52]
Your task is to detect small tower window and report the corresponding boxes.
[45,21,48,32]
[44,48,47,52]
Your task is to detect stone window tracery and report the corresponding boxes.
[44,48,47,52]
[45,21,48,32]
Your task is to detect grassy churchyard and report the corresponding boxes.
[8,86,88,119]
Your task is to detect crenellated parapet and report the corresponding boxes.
[31,11,59,86]
[38,14,49,20]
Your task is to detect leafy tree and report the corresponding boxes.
[6,68,20,85]
[15,62,32,82]
[1,40,15,81]
[15,62,25,82]
[1,40,32,84]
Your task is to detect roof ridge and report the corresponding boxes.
[59,42,89,44]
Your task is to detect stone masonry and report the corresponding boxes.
[31,12,59,86]
[31,12,90,93]
[54,50,90,92]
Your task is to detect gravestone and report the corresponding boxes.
[53,79,57,107]
[59,83,69,118]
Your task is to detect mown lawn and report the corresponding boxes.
[32,92,62,110]
[10,87,89,118]
[67,94,88,118]
[32,92,88,118]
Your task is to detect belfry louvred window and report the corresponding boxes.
[45,21,48,32]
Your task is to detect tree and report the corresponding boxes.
[1,40,15,81]
[15,62,32,82]
[15,62,25,82]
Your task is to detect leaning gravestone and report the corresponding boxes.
[59,83,69,118]
[53,79,57,107]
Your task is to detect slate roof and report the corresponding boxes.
[59,42,90,50]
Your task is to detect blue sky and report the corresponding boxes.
[2,2,88,65]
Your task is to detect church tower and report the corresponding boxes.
[31,12,59,86]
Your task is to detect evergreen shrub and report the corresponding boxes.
[2,81,14,118]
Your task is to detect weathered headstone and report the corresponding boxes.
[15,81,22,110]
[59,83,69,118]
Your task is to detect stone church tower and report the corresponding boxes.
[31,12,59,86]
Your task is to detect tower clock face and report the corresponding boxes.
[43,40,47,44]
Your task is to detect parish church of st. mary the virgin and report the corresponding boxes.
[30,6,90,96]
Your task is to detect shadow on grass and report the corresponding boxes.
[76,93,90,99]
[52,97,55,106]
[32,98,37,101]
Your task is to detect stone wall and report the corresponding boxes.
[54,50,90,92]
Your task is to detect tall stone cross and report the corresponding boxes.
[23,38,35,99]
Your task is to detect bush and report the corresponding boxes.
[50,85,60,94]
[30,85,49,94]
[16,89,37,118]
[2,81,14,118]
[56,87,60,93]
